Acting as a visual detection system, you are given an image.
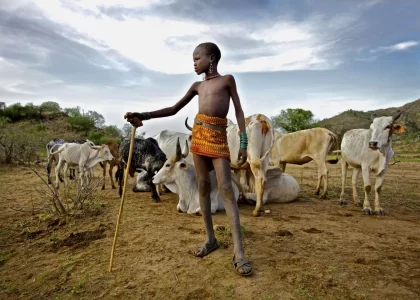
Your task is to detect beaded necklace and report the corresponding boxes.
[204,73,221,81]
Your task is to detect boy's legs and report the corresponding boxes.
[212,158,252,275]
[193,153,219,256]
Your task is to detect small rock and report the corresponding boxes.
[355,258,366,264]
[265,210,271,214]
[303,228,323,234]
[325,278,336,288]
[213,224,225,231]
[125,282,136,289]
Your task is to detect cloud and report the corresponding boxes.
[0,8,155,87]
[13,0,366,74]
[370,41,419,54]
[1,0,418,136]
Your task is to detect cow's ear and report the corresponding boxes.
[179,162,188,169]
[393,124,405,134]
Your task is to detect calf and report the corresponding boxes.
[116,137,167,202]
[99,141,120,190]
[51,142,113,188]
[339,112,405,215]
[152,138,240,214]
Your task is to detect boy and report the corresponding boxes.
[125,42,252,276]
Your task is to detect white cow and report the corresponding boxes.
[240,168,300,204]
[51,142,114,188]
[269,128,339,199]
[46,139,95,184]
[339,112,405,215]
[227,114,275,217]
[152,138,240,215]
[151,130,194,165]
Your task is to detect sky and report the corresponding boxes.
[0,0,419,136]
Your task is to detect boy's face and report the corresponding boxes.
[193,46,212,75]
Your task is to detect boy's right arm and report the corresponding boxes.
[125,82,200,127]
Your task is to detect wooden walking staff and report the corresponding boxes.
[109,113,143,272]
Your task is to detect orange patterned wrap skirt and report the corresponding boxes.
[189,114,231,161]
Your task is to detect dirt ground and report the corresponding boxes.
[0,161,420,300]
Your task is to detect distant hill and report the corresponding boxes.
[317,98,420,151]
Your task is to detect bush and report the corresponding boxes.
[0,103,42,122]
[0,124,45,164]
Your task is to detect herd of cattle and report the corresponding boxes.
[45,112,405,216]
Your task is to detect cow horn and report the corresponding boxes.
[182,139,189,158]
[392,111,402,121]
[185,117,193,131]
[174,137,182,162]
[370,113,376,121]
[230,161,250,170]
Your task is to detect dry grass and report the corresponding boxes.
[0,161,420,300]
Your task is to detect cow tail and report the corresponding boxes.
[50,145,65,156]
[260,122,275,163]
[46,145,50,159]
[327,131,340,164]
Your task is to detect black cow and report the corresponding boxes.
[116,137,167,202]
[46,138,95,184]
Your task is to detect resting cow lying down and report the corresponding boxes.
[151,138,239,214]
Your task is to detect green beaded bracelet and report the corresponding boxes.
[240,132,248,149]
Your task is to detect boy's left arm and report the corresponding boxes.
[226,75,247,164]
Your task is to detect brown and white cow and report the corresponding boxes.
[227,114,275,216]
[99,141,120,190]
[269,128,339,199]
[339,112,405,215]
[185,114,275,216]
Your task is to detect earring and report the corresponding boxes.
[209,62,213,74]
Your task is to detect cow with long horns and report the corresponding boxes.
[339,111,405,215]
[152,137,240,214]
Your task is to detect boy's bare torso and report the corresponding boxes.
[196,76,231,118]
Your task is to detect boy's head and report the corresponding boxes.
[193,42,221,75]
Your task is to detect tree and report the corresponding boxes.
[39,101,61,116]
[103,125,122,137]
[68,115,95,133]
[121,123,145,139]
[64,106,82,118]
[271,108,317,132]
[86,110,105,129]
